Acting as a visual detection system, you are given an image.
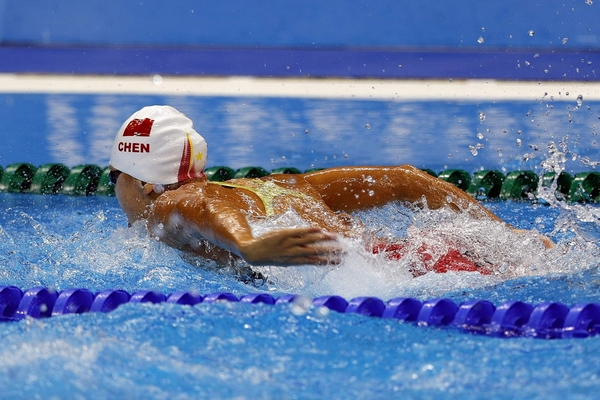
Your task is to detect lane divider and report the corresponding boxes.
[1,286,599,339]
[0,163,599,202]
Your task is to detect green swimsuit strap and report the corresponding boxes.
[208,179,310,216]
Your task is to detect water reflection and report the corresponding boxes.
[0,93,597,173]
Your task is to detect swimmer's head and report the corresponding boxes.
[110,105,208,185]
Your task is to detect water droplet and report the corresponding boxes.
[305,129,309,134]
[586,0,593,5]
[368,190,375,196]
[422,364,435,372]
[290,296,312,316]
[562,37,569,44]
[577,94,584,108]
[478,112,486,122]
[152,74,163,85]
[469,145,478,156]
[522,153,536,162]
[365,124,371,129]
[477,37,485,44]
[516,138,522,147]
[315,306,330,318]
[477,132,484,139]
[528,30,535,37]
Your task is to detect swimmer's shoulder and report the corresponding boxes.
[152,181,212,211]
[169,179,264,203]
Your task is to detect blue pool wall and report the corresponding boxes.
[0,0,599,79]
[1,0,598,50]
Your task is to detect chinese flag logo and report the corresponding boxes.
[123,118,154,137]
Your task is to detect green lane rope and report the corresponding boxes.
[0,163,598,202]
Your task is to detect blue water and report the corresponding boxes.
[1,192,600,399]
[2,1,599,396]
[2,85,600,398]
[2,93,599,174]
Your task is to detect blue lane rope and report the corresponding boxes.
[1,286,599,340]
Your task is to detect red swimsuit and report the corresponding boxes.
[372,242,491,277]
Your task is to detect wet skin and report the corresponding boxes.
[113,165,550,267]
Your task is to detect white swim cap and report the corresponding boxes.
[110,105,208,185]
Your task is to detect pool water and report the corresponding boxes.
[1,191,600,399]
[2,90,600,175]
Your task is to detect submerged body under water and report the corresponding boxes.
[1,192,600,399]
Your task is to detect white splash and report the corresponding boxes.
[248,200,596,300]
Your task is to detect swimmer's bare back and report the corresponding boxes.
[143,166,551,268]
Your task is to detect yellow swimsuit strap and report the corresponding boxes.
[208,179,310,216]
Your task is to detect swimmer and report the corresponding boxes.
[109,105,552,276]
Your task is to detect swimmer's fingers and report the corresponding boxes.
[262,227,343,266]
[242,227,343,266]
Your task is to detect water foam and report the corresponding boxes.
[1,163,598,301]
[247,199,599,300]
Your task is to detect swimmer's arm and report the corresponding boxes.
[149,192,341,266]
[304,165,554,248]
[303,165,503,222]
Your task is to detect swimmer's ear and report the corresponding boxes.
[153,184,165,194]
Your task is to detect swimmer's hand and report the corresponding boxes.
[240,227,342,266]
[512,229,555,249]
